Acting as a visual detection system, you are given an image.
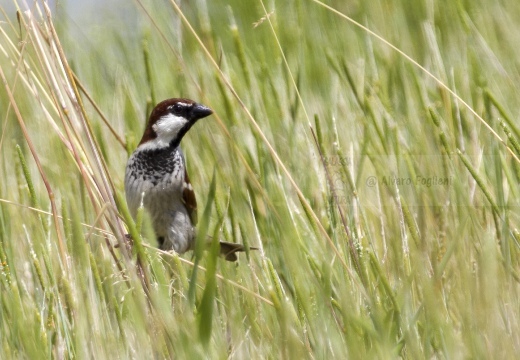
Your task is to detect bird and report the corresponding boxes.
[124,98,250,261]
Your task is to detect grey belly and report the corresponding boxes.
[125,176,194,254]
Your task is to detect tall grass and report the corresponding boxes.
[1,0,520,358]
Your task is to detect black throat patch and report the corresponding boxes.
[127,145,183,186]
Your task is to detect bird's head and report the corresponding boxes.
[137,98,213,150]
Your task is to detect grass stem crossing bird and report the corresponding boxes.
[124,98,251,261]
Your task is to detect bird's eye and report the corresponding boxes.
[171,103,183,115]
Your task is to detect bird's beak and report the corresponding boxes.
[190,103,213,121]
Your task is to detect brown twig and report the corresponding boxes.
[42,3,130,259]
[0,64,68,266]
[72,72,127,149]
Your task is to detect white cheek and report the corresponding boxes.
[153,113,188,138]
[136,113,189,151]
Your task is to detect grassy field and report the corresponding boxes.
[1,0,520,358]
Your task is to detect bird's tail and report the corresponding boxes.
[219,241,258,262]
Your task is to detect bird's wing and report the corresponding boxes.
[181,168,198,225]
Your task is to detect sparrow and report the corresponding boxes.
[124,98,249,261]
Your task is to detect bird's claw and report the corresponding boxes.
[114,234,134,254]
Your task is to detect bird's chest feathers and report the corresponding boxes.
[126,147,185,205]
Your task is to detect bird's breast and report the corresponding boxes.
[124,147,185,218]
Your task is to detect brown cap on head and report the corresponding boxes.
[138,98,213,147]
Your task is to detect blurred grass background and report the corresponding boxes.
[1,0,520,358]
